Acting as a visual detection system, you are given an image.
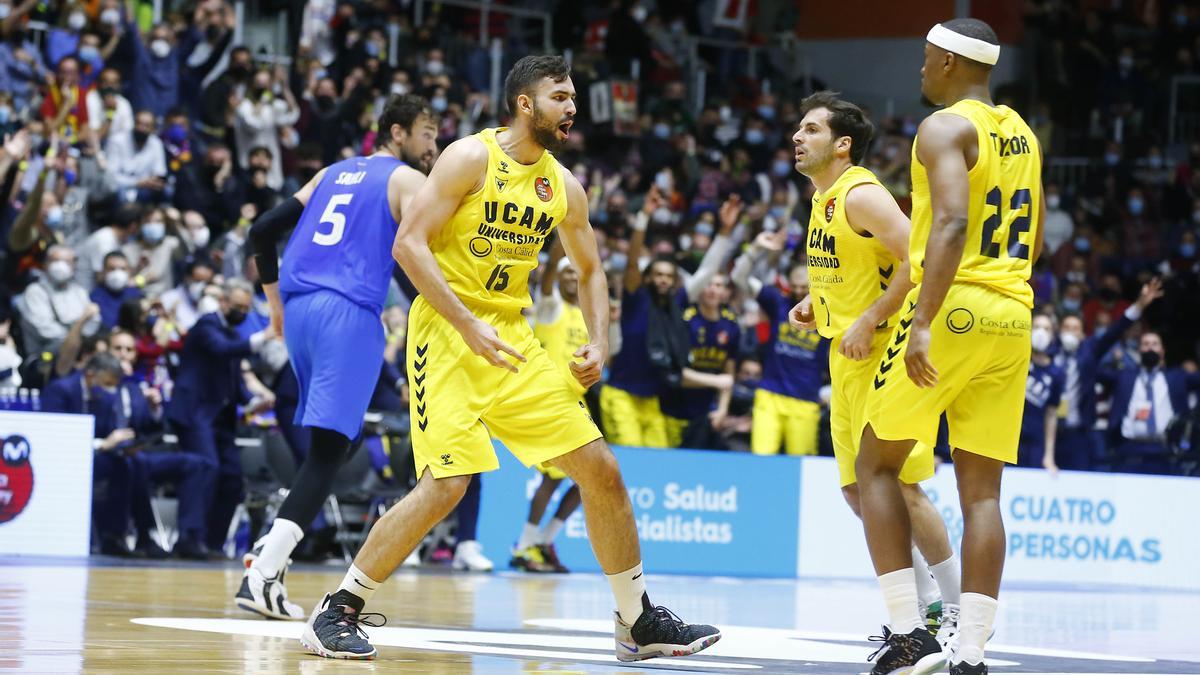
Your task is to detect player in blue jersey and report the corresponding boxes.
[232,94,438,620]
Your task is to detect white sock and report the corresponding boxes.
[251,518,303,577]
[336,563,381,609]
[606,562,649,625]
[539,517,565,545]
[955,592,998,666]
[912,547,939,610]
[930,553,962,607]
[516,522,539,551]
[878,568,924,634]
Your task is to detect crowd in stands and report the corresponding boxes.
[1,0,1198,560]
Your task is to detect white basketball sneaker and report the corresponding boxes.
[235,566,306,620]
[451,540,494,572]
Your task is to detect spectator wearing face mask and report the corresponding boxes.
[127,21,180,119]
[46,2,91,66]
[1020,314,1066,473]
[158,256,216,334]
[86,66,133,145]
[105,110,168,203]
[1119,186,1161,269]
[76,203,140,289]
[1053,279,1162,471]
[1083,273,1131,335]
[1100,328,1200,474]
[121,207,181,298]
[1041,183,1074,256]
[233,67,299,191]
[5,161,72,289]
[178,209,212,256]
[89,250,142,328]
[18,244,101,356]
[75,29,121,89]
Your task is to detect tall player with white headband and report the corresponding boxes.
[854,18,1043,675]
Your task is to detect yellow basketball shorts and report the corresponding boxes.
[407,296,602,479]
[865,283,1031,464]
[750,388,820,456]
[599,385,669,448]
[829,331,936,487]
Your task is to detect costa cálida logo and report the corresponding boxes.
[535,176,553,202]
[825,197,837,223]
[0,434,33,524]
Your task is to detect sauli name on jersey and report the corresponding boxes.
[988,132,1032,157]
[807,225,840,269]
[475,200,555,247]
[334,170,367,186]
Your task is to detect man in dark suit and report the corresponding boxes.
[167,279,276,558]
[1053,279,1161,471]
[1100,330,1200,474]
[41,353,141,555]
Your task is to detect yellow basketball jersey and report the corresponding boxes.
[807,166,898,339]
[909,99,1042,308]
[431,128,568,312]
[533,295,591,395]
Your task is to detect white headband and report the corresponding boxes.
[926,23,1000,65]
[556,257,573,274]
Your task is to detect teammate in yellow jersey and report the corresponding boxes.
[855,19,1045,675]
[301,55,720,664]
[510,239,586,574]
[786,91,961,644]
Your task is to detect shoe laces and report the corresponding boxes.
[867,627,920,663]
[329,605,387,640]
[643,606,686,638]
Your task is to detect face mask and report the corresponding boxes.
[695,222,714,237]
[391,83,408,96]
[1140,350,1161,369]
[205,24,221,41]
[104,268,129,291]
[653,122,670,139]
[1031,327,1053,352]
[1147,155,1163,169]
[430,96,447,112]
[1074,236,1090,252]
[0,5,11,20]
[190,227,210,248]
[1127,196,1144,215]
[654,171,672,192]
[225,308,247,325]
[772,159,792,177]
[68,11,87,31]
[45,206,65,228]
[607,252,628,271]
[79,45,100,64]
[1046,194,1061,209]
[164,123,187,144]
[47,260,73,284]
[1059,331,1081,352]
[365,40,380,57]
[0,106,10,124]
[425,60,444,76]
[100,8,120,25]
[652,206,672,224]
[150,39,171,59]
[1061,298,1082,313]
[771,206,788,222]
[1181,243,1196,259]
[757,105,776,120]
[196,295,220,315]
[141,220,166,243]
[188,280,207,301]
[63,168,77,186]
[316,95,335,110]
[133,129,149,145]
[745,129,765,145]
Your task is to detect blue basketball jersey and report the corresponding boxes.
[279,155,405,314]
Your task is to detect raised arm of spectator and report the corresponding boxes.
[1084,277,1163,366]
[731,228,785,298]
[100,21,123,61]
[0,0,38,37]
[8,167,47,252]
[54,303,101,378]
[624,185,662,294]
[0,130,29,186]
[684,194,742,302]
[236,95,271,131]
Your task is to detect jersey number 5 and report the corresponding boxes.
[313,194,353,246]
[979,186,1032,260]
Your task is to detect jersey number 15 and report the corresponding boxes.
[313,194,353,246]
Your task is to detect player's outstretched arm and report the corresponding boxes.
[907,112,975,387]
[840,183,916,360]
[393,137,526,373]
[250,167,327,338]
[558,168,609,389]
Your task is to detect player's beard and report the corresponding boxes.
[531,102,567,153]
[797,143,833,178]
[400,143,434,175]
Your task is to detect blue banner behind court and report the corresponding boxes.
[477,443,802,577]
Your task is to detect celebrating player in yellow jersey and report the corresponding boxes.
[855,19,1044,675]
[786,91,961,645]
[300,55,720,664]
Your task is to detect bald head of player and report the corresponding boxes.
[920,18,1000,107]
[504,54,576,154]
[377,93,440,174]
